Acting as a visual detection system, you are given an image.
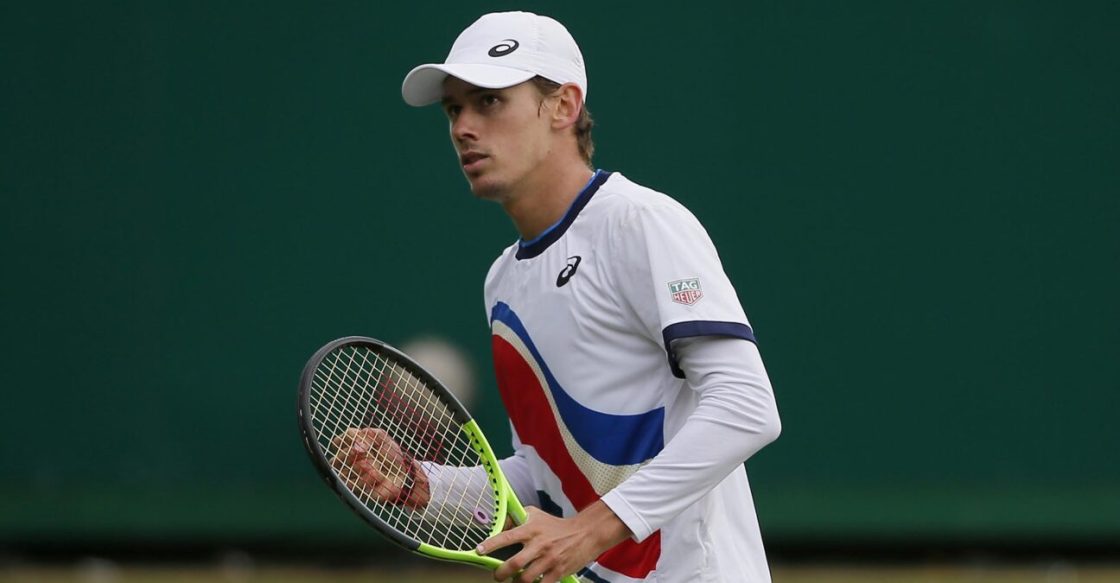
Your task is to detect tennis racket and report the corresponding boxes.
[297,336,579,583]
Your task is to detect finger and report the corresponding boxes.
[354,430,405,468]
[363,453,407,488]
[342,443,375,470]
[349,472,390,501]
[477,525,526,557]
[371,477,401,501]
[331,429,372,463]
[369,430,408,467]
[357,463,390,490]
[337,453,380,490]
[339,450,373,474]
[352,430,377,455]
[517,559,552,583]
[330,428,358,453]
[354,458,381,479]
[366,427,390,446]
[360,461,412,503]
[491,548,532,582]
[516,550,569,583]
[332,452,360,479]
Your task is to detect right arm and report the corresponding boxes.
[331,427,539,526]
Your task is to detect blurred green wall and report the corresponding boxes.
[2,1,1117,548]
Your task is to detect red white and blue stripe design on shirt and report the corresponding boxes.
[490,301,663,580]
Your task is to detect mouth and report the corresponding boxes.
[459,151,489,172]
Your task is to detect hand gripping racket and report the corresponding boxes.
[297,336,579,582]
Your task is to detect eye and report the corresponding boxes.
[443,104,462,120]
[480,94,501,108]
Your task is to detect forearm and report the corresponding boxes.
[570,500,632,550]
[413,462,490,524]
[413,448,536,526]
[602,337,781,540]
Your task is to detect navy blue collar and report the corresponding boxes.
[516,170,611,260]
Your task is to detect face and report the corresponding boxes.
[441,77,555,201]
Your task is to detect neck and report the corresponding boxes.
[502,160,595,241]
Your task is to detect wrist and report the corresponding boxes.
[576,500,632,549]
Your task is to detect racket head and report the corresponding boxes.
[297,336,519,567]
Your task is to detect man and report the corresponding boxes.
[399,11,781,583]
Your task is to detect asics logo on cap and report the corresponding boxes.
[488,39,520,57]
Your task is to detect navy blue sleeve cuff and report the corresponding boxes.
[662,320,757,379]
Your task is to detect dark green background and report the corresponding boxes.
[2,1,1117,549]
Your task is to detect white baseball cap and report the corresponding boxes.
[401,11,587,107]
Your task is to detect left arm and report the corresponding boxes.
[480,335,780,582]
[601,335,781,541]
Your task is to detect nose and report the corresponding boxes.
[450,109,479,146]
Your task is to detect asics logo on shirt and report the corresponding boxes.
[556,255,582,287]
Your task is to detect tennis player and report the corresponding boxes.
[399,11,782,583]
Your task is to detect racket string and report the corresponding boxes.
[308,345,498,550]
[318,350,423,524]
[385,354,498,542]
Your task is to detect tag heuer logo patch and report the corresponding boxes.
[668,278,704,305]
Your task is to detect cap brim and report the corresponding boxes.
[401,63,537,107]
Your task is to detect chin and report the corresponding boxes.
[466,175,506,201]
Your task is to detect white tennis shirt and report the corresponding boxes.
[484,171,781,582]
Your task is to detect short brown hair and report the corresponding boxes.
[530,76,595,166]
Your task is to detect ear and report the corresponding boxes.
[550,83,584,130]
